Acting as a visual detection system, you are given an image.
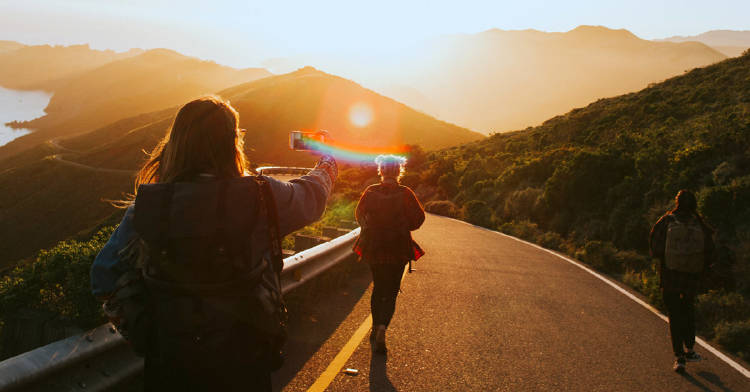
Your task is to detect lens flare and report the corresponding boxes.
[305,138,408,164]
[349,102,373,128]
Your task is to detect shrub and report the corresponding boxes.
[503,187,543,220]
[463,200,493,227]
[498,220,540,242]
[575,240,619,273]
[622,266,663,309]
[713,320,750,360]
[424,200,460,218]
[0,227,114,329]
[614,250,650,272]
[695,290,750,338]
[537,231,564,251]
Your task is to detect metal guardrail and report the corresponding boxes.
[256,166,313,176]
[0,228,360,392]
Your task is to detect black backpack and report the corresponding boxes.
[107,176,287,369]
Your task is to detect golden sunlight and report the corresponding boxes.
[348,102,374,128]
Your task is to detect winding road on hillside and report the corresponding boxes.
[272,214,750,392]
[46,137,136,175]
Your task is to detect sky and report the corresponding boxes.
[1,0,749,68]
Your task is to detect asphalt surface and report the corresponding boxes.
[276,214,750,392]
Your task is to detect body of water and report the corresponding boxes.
[0,86,52,146]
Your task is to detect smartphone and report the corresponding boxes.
[289,131,327,151]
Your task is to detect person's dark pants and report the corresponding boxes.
[369,261,406,327]
[663,290,696,357]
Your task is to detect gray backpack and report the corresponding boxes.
[664,214,705,273]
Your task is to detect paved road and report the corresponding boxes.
[276,214,750,392]
[45,137,136,175]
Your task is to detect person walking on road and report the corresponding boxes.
[353,154,425,354]
[649,189,714,373]
[90,96,337,391]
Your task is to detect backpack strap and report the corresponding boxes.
[158,183,175,250]
[255,175,284,275]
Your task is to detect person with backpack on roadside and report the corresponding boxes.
[649,189,714,373]
[90,96,337,391]
[353,154,425,354]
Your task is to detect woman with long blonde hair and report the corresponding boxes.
[91,96,337,391]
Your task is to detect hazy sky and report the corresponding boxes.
[1,0,748,68]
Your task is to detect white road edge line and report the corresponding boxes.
[445,216,750,379]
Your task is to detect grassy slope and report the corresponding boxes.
[0,67,480,267]
[412,52,750,358]
[63,66,483,170]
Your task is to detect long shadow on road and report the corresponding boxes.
[369,354,397,392]
[273,257,372,391]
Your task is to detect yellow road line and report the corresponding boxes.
[307,314,373,392]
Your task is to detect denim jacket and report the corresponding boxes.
[91,166,335,297]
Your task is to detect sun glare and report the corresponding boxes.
[349,102,374,128]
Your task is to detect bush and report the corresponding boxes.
[614,250,650,272]
[498,220,540,242]
[622,266,663,309]
[713,320,750,360]
[537,231,564,251]
[424,200,460,218]
[0,228,114,329]
[575,240,619,273]
[463,200,493,227]
[503,187,543,220]
[0,227,114,358]
[696,290,750,338]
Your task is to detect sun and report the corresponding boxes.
[349,102,373,128]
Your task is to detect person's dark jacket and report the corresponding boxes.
[90,163,336,391]
[353,182,425,264]
[649,210,714,292]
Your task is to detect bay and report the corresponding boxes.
[0,86,52,146]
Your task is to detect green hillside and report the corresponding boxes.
[0,67,481,267]
[408,52,750,358]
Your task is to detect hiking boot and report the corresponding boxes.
[673,356,686,373]
[373,325,387,354]
[685,351,702,362]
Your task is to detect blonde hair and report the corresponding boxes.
[375,154,407,181]
[135,96,247,190]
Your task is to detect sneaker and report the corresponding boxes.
[673,357,686,373]
[685,351,702,362]
[373,325,387,354]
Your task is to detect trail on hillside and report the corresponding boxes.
[46,137,135,175]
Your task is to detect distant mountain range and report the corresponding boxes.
[380,25,727,133]
[260,26,727,134]
[658,30,750,57]
[0,45,271,160]
[0,43,142,90]
[0,40,25,54]
[0,66,481,266]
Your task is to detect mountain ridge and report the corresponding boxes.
[0,66,481,266]
[378,25,726,133]
[658,30,750,57]
[0,47,272,161]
